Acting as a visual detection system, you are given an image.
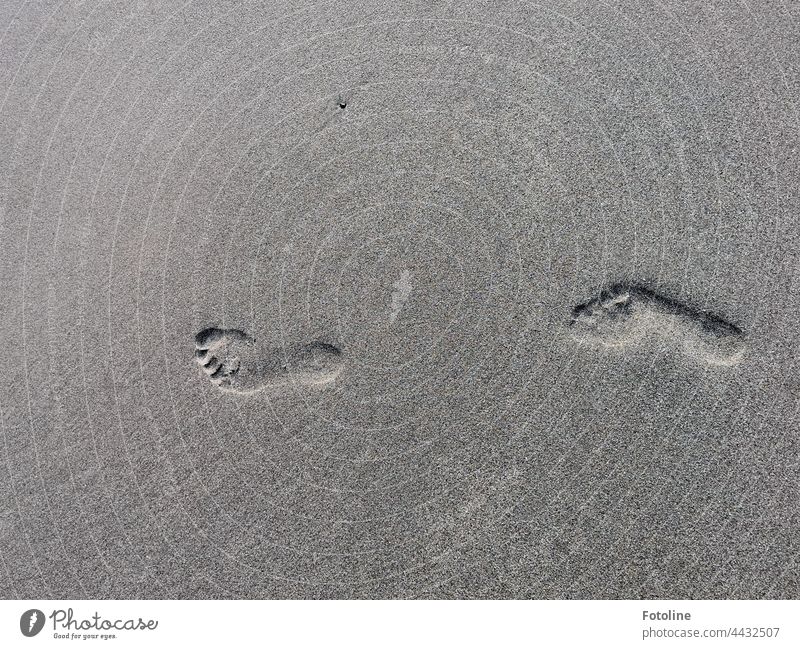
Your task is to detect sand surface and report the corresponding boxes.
[0,0,798,598]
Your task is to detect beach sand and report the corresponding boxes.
[0,0,798,598]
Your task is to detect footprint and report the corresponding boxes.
[569,284,746,366]
[194,327,344,394]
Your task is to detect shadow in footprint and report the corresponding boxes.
[569,283,746,367]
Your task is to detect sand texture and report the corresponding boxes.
[0,0,798,599]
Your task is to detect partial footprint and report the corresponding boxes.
[194,327,344,394]
[569,284,746,366]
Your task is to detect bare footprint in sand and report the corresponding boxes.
[194,327,344,394]
[569,284,746,366]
